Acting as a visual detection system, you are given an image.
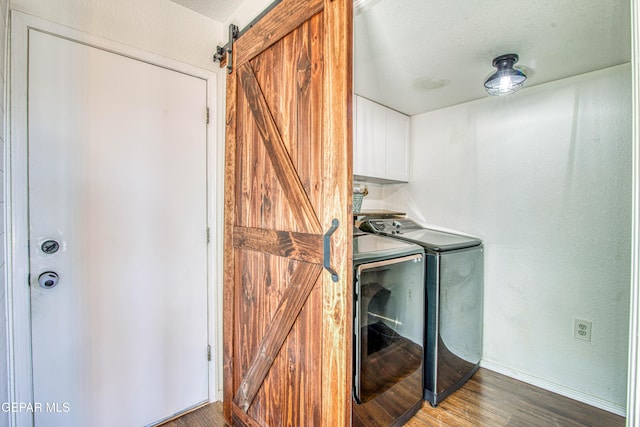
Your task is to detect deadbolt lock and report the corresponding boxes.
[41,240,60,255]
[38,272,59,289]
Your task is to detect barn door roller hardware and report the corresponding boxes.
[323,219,340,282]
[212,0,283,73]
[213,24,238,74]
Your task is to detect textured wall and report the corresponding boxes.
[0,0,8,425]
[379,64,632,411]
[10,0,223,71]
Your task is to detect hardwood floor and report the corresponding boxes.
[162,368,624,426]
[158,402,226,427]
[406,369,624,427]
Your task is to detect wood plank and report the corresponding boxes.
[232,17,327,425]
[171,368,625,427]
[237,62,321,235]
[294,13,323,212]
[234,0,324,69]
[320,0,353,425]
[157,402,226,427]
[233,262,322,412]
[222,43,238,424]
[225,0,351,424]
[232,404,262,427]
[405,369,625,427]
[235,60,282,230]
[272,17,323,426]
[233,226,323,263]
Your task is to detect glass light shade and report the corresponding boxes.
[484,54,527,96]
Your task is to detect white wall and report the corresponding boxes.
[627,1,640,422]
[378,64,632,412]
[0,0,9,424]
[10,0,224,71]
[5,0,226,410]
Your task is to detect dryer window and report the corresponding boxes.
[354,254,424,403]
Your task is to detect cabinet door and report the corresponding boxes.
[385,108,410,182]
[354,95,386,179]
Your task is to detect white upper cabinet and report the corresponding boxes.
[354,95,409,183]
[384,107,410,182]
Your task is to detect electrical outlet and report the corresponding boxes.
[574,318,592,342]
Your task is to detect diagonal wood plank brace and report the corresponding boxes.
[233,263,323,412]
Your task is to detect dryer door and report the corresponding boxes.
[354,254,424,403]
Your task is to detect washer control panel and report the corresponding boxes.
[360,218,421,235]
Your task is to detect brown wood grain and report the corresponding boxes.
[320,0,353,425]
[224,0,351,425]
[233,262,322,411]
[353,368,423,427]
[158,402,226,427]
[405,369,625,427]
[268,16,323,425]
[222,41,238,423]
[167,368,625,427]
[236,19,324,425]
[237,62,322,235]
[233,0,323,69]
[233,226,323,263]
[232,404,262,427]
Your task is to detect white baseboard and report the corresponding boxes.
[480,359,626,417]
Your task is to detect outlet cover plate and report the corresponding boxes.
[574,318,592,342]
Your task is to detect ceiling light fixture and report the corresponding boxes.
[484,54,527,96]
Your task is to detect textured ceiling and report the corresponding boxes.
[170,0,244,22]
[355,0,631,115]
[171,0,632,116]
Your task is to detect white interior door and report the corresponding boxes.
[28,29,209,427]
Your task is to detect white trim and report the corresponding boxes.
[8,12,33,427]
[7,11,219,427]
[205,68,221,404]
[628,0,640,425]
[481,360,626,417]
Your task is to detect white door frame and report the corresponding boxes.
[7,11,218,427]
[629,0,640,425]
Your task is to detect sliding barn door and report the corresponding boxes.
[223,0,352,425]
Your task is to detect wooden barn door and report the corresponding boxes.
[222,0,352,425]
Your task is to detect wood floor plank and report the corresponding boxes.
[162,368,624,427]
[406,369,624,427]
[158,401,227,427]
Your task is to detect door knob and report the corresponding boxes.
[38,272,59,289]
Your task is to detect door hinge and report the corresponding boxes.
[207,344,212,362]
[206,107,210,124]
[206,227,211,243]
